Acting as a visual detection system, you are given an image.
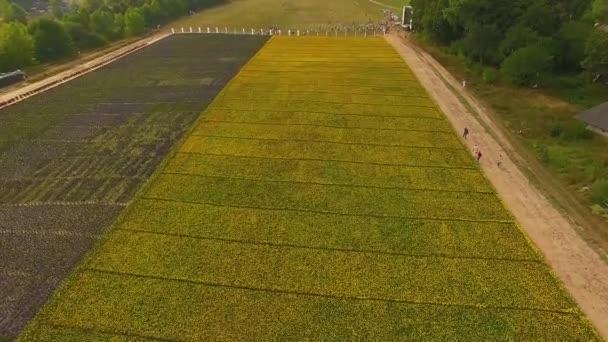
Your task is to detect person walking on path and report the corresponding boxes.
[497,153,503,168]
[473,144,479,156]
[463,127,469,140]
[476,150,482,164]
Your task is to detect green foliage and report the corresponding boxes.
[1,0,27,24]
[549,121,594,141]
[555,21,591,70]
[482,68,499,83]
[582,30,608,76]
[592,0,608,24]
[414,0,602,76]
[501,45,553,85]
[124,7,145,36]
[28,18,74,62]
[49,0,64,18]
[591,178,608,207]
[0,21,34,71]
[90,7,115,38]
[64,21,107,50]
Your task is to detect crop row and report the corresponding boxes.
[145,173,511,221]
[179,136,474,168]
[87,229,573,310]
[19,271,595,341]
[120,198,535,260]
[201,109,452,131]
[165,153,490,192]
[191,121,459,147]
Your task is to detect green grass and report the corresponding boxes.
[17,36,600,340]
[172,0,391,28]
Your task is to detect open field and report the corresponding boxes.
[16,36,600,340]
[0,34,269,340]
[173,0,388,28]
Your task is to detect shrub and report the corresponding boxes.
[482,68,499,83]
[591,178,608,207]
[501,45,553,86]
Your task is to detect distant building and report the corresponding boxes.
[577,102,608,136]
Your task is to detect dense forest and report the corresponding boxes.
[411,0,608,85]
[0,0,223,72]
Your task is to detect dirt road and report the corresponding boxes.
[386,34,608,339]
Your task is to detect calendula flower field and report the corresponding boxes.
[16,36,600,340]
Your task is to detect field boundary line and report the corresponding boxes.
[176,152,477,170]
[83,268,579,316]
[44,323,179,342]
[142,196,513,224]
[188,134,464,150]
[0,176,147,181]
[219,98,436,108]
[222,89,428,98]
[243,68,412,73]
[0,230,99,238]
[117,227,540,263]
[235,75,419,82]
[207,108,443,119]
[0,201,130,207]
[229,80,421,86]
[160,172,496,195]
[198,120,451,133]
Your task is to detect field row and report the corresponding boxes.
[202,109,451,131]
[165,153,492,192]
[145,174,510,221]
[180,136,474,168]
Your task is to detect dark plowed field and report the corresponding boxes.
[0,34,268,339]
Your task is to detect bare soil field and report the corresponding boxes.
[0,34,268,340]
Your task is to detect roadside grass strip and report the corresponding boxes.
[17,36,600,340]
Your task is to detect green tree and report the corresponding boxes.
[124,7,145,36]
[555,21,591,71]
[0,0,27,24]
[50,0,64,18]
[0,21,34,71]
[90,7,114,38]
[461,24,502,65]
[592,0,608,24]
[501,44,553,85]
[498,24,542,59]
[28,18,74,62]
[582,30,608,76]
[64,21,107,50]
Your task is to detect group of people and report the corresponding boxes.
[462,127,503,168]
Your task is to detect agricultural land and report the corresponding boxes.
[16,36,600,340]
[0,34,269,340]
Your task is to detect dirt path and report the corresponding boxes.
[386,33,608,339]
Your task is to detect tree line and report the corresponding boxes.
[0,0,223,73]
[411,0,608,85]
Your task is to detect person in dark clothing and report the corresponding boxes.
[463,127,469,139]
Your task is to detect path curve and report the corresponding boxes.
[386,33,608,339]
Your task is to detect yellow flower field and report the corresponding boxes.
[17,36,600,340]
